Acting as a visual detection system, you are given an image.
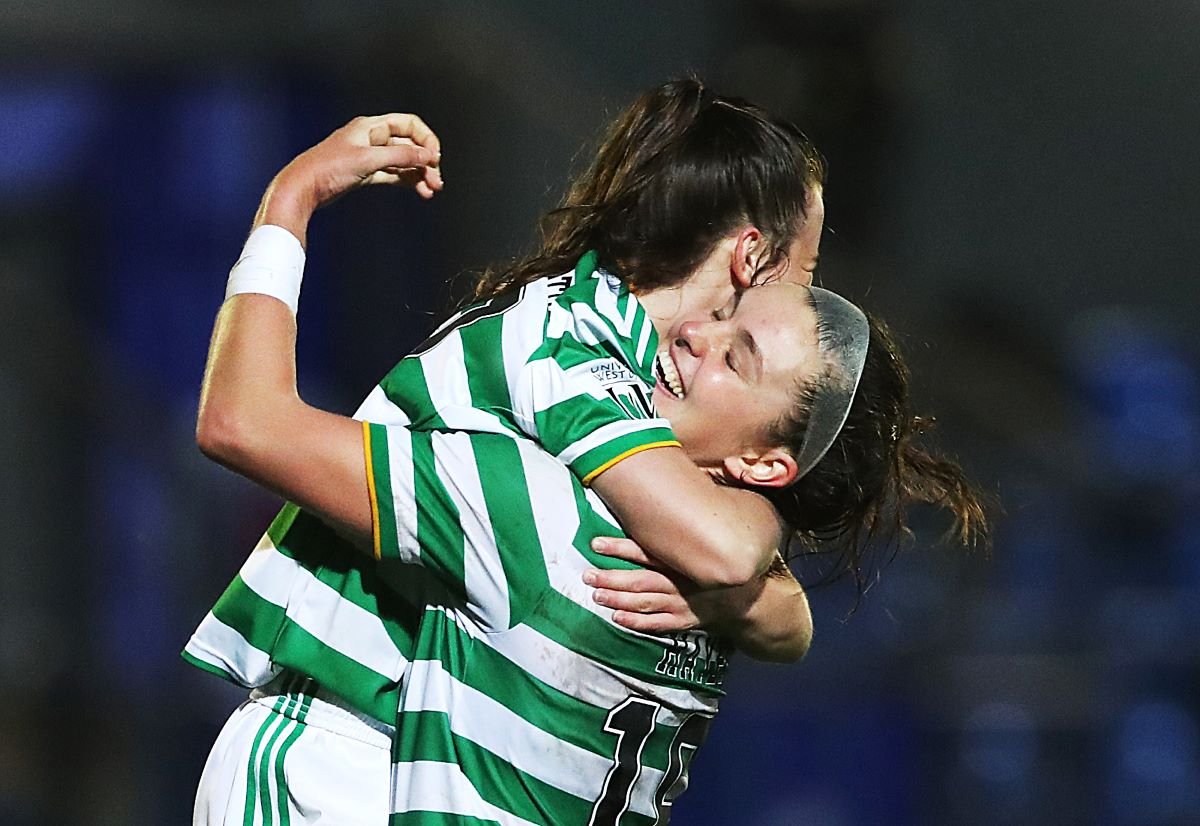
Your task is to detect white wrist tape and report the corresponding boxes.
[225,225,306,315]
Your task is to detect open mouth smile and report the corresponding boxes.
[655,351,685,399]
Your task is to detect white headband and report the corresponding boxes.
[792,286,871,480]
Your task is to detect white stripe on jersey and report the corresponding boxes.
[486,621,719,722]
[544,299,573,341]
[402,659,660,811]
[283,562,410,681]
[502,280,550,437]
[554,418,674,468]
[390,761,541,826]
[521,357,605,413]
[185,613,278,686]
[634,312,654,367]
[412,328,468,415]
[564,301,616,349]
[430,431,510,631]
[353,385,412,425]
[238,531,298,604]
[514,440,606,625]
[381,427,420,563]
[237,538,409,680]
[592,273,639,340]
[379,428,514,632]
[418,329,508,434]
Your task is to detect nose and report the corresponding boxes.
[674,319,717,357]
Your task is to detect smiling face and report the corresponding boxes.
[651,282,825,479]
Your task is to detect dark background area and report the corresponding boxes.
[1,2,1198,823]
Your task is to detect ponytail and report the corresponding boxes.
[764,315,990,596]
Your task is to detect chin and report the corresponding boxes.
[651,384,679,412]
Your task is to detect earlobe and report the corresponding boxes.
[721,449,799,489]
[730,226,765,289]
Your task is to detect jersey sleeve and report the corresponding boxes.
[518,271,680,484]
[362,422,549,629]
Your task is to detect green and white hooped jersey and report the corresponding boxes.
[183,253,688,729]
[356,249,678,482]
[366,426,728,826]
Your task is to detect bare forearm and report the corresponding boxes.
[591,447,784,587]
[195,115,442,544]
[195,294,372,542]
[586,542,812,662]
[713,561,812,662]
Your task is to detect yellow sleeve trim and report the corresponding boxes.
[580,440,682,486]
[362,420,383,561]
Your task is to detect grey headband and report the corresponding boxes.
[792,286,871,480]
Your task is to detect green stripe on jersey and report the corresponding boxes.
[269,622,401,724]
[368,428,399,563]
[209,574,288,654]
[379,357,446,430]
[179,649,234,682]
[390,812,501,826]
[393,711,619,826]
[459,312,513,413]
[412,433,467,601]
[468,434,548,624]
[285,515,425,639]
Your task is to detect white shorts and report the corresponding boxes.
[194,673,394,826]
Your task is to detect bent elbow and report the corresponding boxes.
[756,596,814,664]
[196,403,252,468]
[691,554,762,589]
[775,618,814,664]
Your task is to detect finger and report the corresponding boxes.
[595,588,693,617]
[612,611,697,634]
[362,170,405,187]
[424,164,444,191]
[384,167,428,186]
[584,567,675,593]
[373,113,441,157]
[590,537,656,567]
[371,142,438,170]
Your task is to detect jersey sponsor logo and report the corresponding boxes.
[605,383,654,419]
[654,632,729,688]
[589,359,656,418]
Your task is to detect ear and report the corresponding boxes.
[729,226,765,290]
[720,448,799,489]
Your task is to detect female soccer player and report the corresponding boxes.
[188,82,984,825]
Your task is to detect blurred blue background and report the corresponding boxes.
[1,1,1198,824]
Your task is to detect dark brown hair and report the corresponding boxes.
[763,314,989,594]
[470,77,825,301]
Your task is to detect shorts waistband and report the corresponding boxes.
[250,671,394,750]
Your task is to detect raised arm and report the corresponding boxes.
[195,115,442,544]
